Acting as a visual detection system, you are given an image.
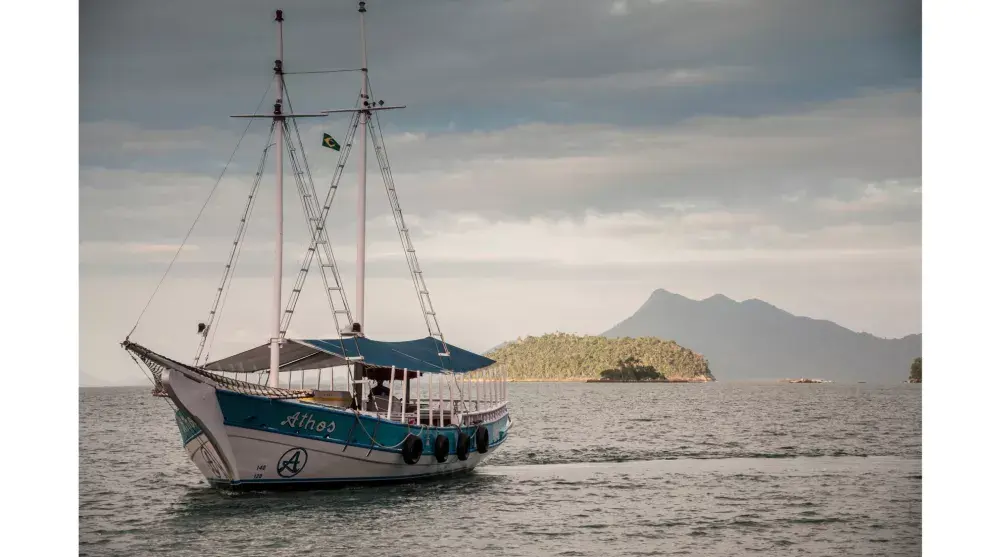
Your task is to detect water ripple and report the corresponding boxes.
[81,383,921,556]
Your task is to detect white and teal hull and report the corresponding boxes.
[165,365,511,490]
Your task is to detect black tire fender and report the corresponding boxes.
[434,434,450,463]
[456,431,471,461]
[476,426,490,454]
[401,434,423,465]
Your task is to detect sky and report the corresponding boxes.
[80,0,921,386]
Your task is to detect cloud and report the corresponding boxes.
[813,179,921,214]
[81,121,243,155]
[610,1,631,16]
[78,0,920,385]
[526,66,751,93]
[80,0,919,130]
[83,87,918,229]
[80,87,919,275]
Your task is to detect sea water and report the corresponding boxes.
[80,382,921,556]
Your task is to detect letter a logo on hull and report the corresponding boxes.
[277,448,308,478]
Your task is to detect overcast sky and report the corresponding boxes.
[80,0,921,386]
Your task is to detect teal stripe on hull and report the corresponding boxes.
[214,390,510,456]
[175,408,202,446]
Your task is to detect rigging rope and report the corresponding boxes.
[197,122,277,365]
[278,84,360,337]
[281,117,361,357]
[126,77,276,340]
[278,82,364,389]
[365,79,452,357]
[351,408,425,449]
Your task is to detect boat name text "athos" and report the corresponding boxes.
[281,411,337,434]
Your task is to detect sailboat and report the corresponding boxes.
[122,2,511,490]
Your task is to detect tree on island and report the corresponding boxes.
[599,357,665,381]
[910,357,922,383]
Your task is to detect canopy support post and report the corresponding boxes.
[386,365,396,420]
[459,375,465,425]
[447,375,457,424]
[439,375,445,427]
[428,374,434,427]
[415,371,421,426]
[400,368,408,424]
[355,362,366,411]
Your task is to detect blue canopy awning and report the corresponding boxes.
[296,336,495,374]
[203,336,495,374]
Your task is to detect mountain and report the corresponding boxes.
[80,371,106,387]
[79,370,144,387]
[487,332,714,382]
[602,289,921,382]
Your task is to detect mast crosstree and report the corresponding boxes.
[367,102,450,360]
[278,94,357,341]
[131,3,453,384]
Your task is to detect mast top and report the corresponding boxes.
[358,2,366,14]
[275,9,284,22]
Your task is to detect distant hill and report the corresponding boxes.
[488,332,714,381]
[484,341,512,355]
[602,289,921,382]
[79,370,143,388]
[80,371,106,387]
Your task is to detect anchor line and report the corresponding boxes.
[342,414,359,453]
[365,419,381,457]
[125,76,275,341]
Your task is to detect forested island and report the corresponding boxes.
[909,357,922,383]
[588,356,681,382]
[487,333,715,382]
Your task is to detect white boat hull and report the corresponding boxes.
[164,363,511,490]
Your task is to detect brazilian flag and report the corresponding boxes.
[322,133,341,151]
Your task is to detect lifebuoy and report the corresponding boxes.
[434,434,450,463]
[401,434,423,465]
[456,431,471,461]
[476,426,490,454]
